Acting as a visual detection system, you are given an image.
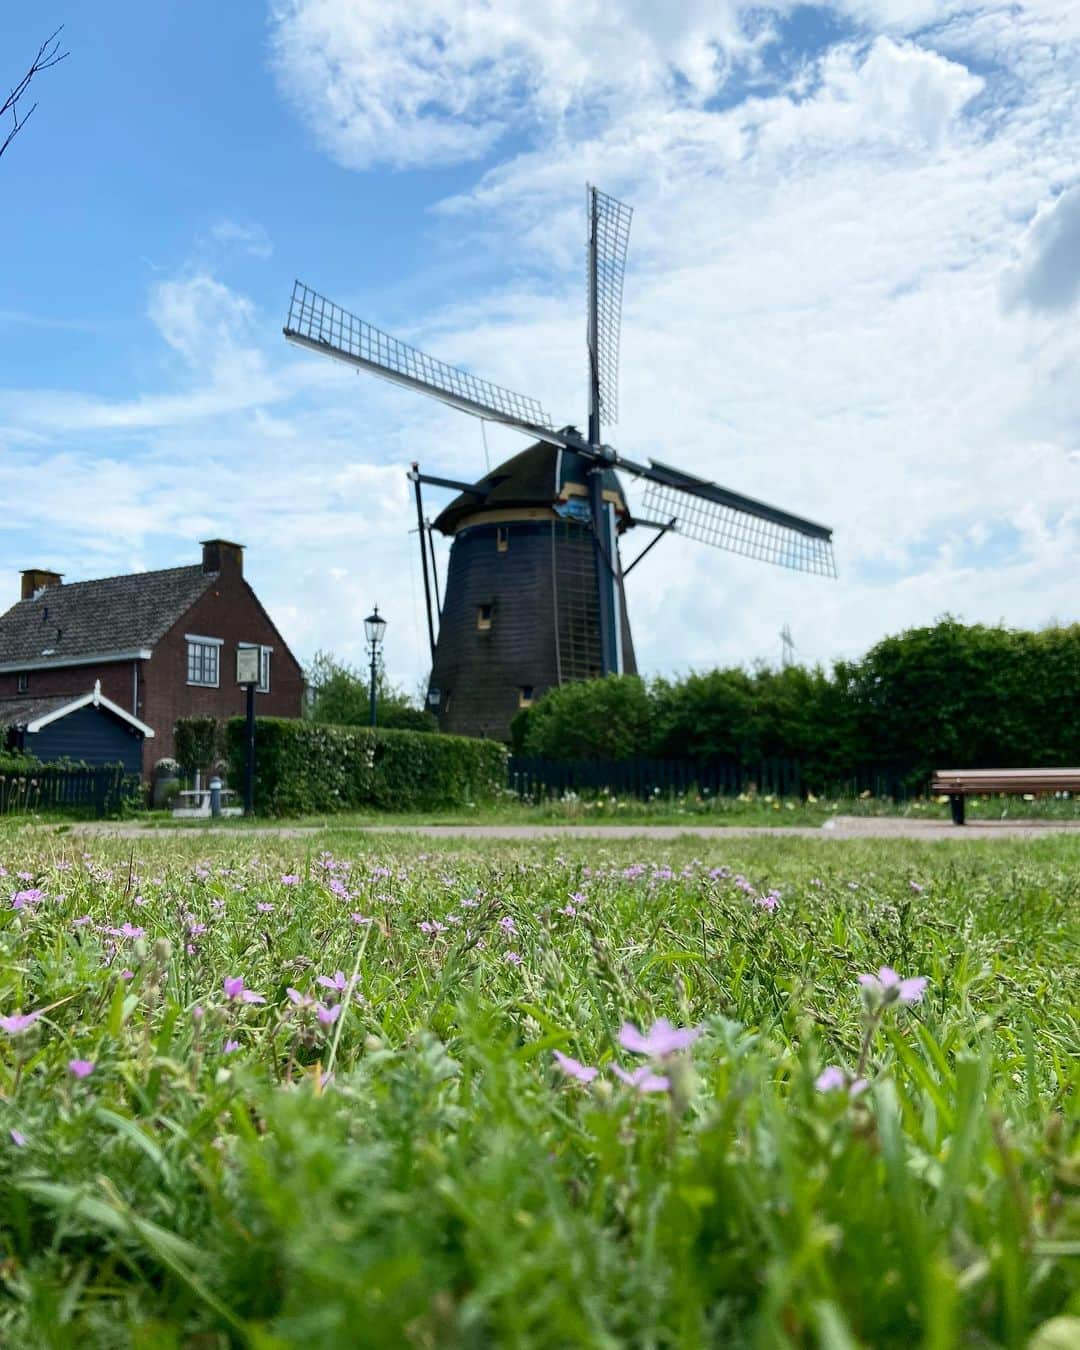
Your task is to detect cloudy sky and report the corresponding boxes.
[1,1,1077,693]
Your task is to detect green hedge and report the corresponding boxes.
[219,717,507,816]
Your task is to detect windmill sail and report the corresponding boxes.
[640,461,836,577]
[587,188,633,429]
[284,281,558,438]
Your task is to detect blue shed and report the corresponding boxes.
[0,682,154,774]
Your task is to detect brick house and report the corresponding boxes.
[0,540,304,777]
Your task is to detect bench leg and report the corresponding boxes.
[949,794,965,826]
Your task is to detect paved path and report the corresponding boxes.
[67,817,1080,842]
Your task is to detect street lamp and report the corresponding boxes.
[364,605,387,726]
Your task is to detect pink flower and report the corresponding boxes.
[256,902,274,914]
[68,1059,95,1079]
[1,1010,42,1035]
[499,916,517,935]
[858,967,928,1006]
[618,1019,702,1058]
[10,1128,27,1147]
[316,971,348,992]
[223,1039,241,1054]
[816,1065,869,1098]
[223,976,266,1004]
[611,1064,670,1093]
[503,951,522,966]
[552,1050,597,1083]
[281,874,300,886]
[316,1003,342,1026]
[120,969,135,981]
[351,913,373,925]
[286,987,314,1009]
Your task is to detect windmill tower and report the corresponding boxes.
[284,188,836,741]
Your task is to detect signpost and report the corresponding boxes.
[236,646,260,815]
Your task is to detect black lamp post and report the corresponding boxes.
[364,605,387,726]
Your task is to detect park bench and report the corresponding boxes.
[172,786,242,819]
[931,768,1080,825]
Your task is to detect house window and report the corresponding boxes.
[240,643,272,694]
[496,526,509,553]
[444,690,452,713]
[186,635,222,687]
[519,685,534,708]
[477,604,493,631]
[16,673,28,694]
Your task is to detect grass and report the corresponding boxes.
[87,788,1080,830]
[0,829,1077,1347]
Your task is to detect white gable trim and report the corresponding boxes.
[0,649,152,674]
[25,680,155,738]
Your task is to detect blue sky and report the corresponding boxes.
[1,1,1077,691]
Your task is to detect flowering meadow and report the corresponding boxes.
[1,828,1078,1347]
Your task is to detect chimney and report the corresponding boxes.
[21,568,63,601]
[201,539,244,576]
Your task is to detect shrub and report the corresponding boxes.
[518,676,652,759]
[174,717,223,774]
[223,717,507,816]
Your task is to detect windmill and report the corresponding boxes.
[283,187,836,741]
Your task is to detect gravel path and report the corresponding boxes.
[66,816,1080,842]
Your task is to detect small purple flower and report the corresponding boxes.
[188,921,208,936]
[618,1019,702,1058]
[120,969,135,981]
[816,1065,869,1098]
[12,888,45,910]
[223,976,266,1004]
[281,874,300,886]
[815,1065,847,1093]
[0,1010,42,1035]
[9,1128,27,1147]
[192,1004,204,1023]
[223,1039,241,1055]
[503,951,523,966]
[552,1050,598,1083]
[72,914,93,927]
[350,912,373,926]
[909,881,925,893]
[316,970,348,992]
[117,923,144,939]
[256,902,274,913]
[858,967,928,1006]
[316,1002,342,1026]
[499,916,517,935]
[611,1064,670,1093]
[286,987,314,1009]
[68,1059,95,1079]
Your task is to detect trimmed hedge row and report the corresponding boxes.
[219,717,507,816]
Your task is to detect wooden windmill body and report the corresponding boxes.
[284,188,836,742]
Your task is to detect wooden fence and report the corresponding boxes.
[0,764,140,818]
[506,756,918,802]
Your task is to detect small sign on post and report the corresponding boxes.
[236,647,259,815]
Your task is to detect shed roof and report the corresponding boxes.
[0,565,215,669]
[0,685,154,737]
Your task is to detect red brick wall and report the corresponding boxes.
[1,556,305,777]
[0,661,137,713]
[141,560,305,775]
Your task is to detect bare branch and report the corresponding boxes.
[1,27,68,162]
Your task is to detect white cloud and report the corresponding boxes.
[207,219,274,260]
[1003,185,1080,313]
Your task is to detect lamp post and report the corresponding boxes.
[364,605,387,727]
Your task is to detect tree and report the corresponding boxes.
[2,28,68,164]
[515,676,652,759]
[305,651,437,732]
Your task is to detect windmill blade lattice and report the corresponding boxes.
[284,281,553,432]
[641,479,837,577]
[589,188,633,427]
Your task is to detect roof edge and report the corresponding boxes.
[0,649,153,674]
[25,681,155,737]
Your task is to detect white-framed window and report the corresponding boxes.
[239,643,272,693]
[186,635,222,687]
[16,673,29,694]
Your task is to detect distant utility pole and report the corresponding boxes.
[1,28,68,163]
[780,623,795,669]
